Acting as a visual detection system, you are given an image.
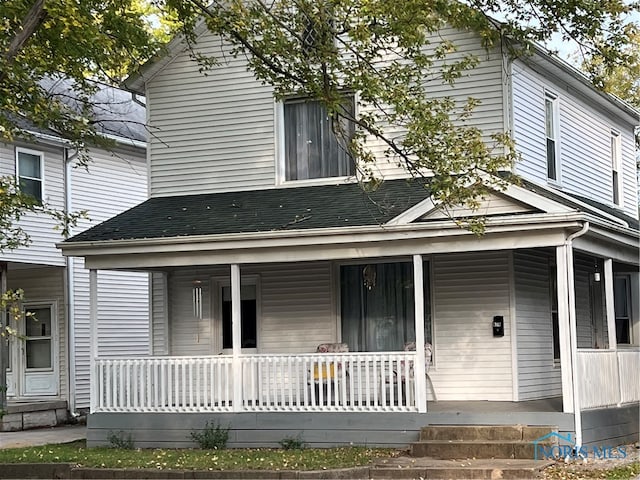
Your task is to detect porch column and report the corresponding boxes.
[413,255,427,413]
[556,246,574,413]
[604,259,617,350]
[230,264,242,411]
[89,269,98,413]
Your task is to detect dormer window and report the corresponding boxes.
[544,92,559,182]
[16,147,44,203]
[282,96,355,181]
[611,130,622,206]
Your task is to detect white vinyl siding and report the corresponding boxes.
[512,60,638,217]
[573,253,608,350]
[151,272,169,355]
[514,249,561,400]
[146,34,276,197]
[7,267,66,400]
[0,141,66,266]
[165,263,334,356]
[69,146,149,409]
[147,28,506,192]
[428,252,513,401]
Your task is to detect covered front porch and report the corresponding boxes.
[60,179,640,447]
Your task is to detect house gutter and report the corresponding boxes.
[565,221,589,452]
[64,147,79,416]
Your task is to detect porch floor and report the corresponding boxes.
[429,397,563,413]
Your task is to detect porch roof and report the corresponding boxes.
[65,179,431,243]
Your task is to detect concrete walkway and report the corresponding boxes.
[0,425,86,449]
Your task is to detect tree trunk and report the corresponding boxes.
[0,262,8,416]
[0,0,47,82]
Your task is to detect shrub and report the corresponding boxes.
[107,430,134,449]
[279,435,305,450]
[190,421,229,449]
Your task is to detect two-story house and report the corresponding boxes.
[1,84,150,431]
[59,24,639,450]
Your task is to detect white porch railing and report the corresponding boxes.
[94,352,418,413]
[576,348,640,410]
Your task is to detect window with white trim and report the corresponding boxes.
[283,96,355,181]
[544,93,559,182]
[24,305,54,370]
[614,275,632,345]
[16,148,44,203]
[611,130,622,206]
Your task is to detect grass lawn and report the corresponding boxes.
[543,462,640,480]
[0,441,397,471]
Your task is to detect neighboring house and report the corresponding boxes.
[0,83,150,431]
[59,25,639,449]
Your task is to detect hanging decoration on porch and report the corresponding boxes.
[363,264,377,290]
[192,280,203,319]
[593,260,601,282]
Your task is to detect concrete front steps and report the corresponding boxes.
[411,425,558,459]
[0,400,68,432]
[371,425,557,479]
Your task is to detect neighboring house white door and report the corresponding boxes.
[15,303,58,397]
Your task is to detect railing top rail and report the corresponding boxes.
[94,351,417,362]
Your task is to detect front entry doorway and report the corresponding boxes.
[5,303,58,398]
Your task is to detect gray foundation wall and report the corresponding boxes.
[581,403,640,447]
[87,410,575,449]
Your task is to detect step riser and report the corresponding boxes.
[371,468,541,479]
[411,442,537,460]
[420,426,557,442]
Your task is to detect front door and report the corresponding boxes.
[220,283,258,354]
[19,303,58,397]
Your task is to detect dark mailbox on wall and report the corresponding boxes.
[493,316,504,337]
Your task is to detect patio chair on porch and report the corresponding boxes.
[382,341,434,406]
[404,341,435,401]
[311,343,349,405]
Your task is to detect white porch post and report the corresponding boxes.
[231,264,242,411]
[604,259,617,351]
[556,246,574,413]
[89,269,98,414]
[413,255,427,413]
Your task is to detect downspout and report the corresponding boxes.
[64,148,79,416]
[565,221,589,451]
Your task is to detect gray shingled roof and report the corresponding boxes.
[66,179,431,243]
[519,179,640,230]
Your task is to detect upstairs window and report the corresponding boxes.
[611,130,622,206]
[544,93,559,182]
[16,148,44,203]
[283,96,355,181]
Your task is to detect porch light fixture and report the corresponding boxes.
[363,264,377,290]
[192,280,203,319]
[593,260,601,282]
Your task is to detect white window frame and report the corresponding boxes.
[614,274,633,345]
[610,130,623,207]
[544,91,560,184]
[275,94,358,186]
[15,147,45,203]
[22,302,55,372]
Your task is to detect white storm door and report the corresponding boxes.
[21,304,58,396]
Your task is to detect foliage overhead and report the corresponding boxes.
[0,0,165,148]
[156,0,638,222]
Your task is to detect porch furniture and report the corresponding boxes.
[312,343,348,405]
[381,341,433,405]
